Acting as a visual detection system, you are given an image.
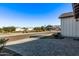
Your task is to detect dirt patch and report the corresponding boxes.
[6,34,30,42]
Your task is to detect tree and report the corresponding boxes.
[2,26,16,33]
[22,27,28,33]
[45,25,53,31]
[41,26,46,31]
[0,28,2,33]
[33,27,42,32]
[33,26,47,32]
[53,25,61,31]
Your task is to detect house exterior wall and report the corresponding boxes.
[61,17,79,37]
[27,27,33,31]
[76,19,79,37]
[16,28,24,31]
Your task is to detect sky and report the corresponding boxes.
[0,3,72,27]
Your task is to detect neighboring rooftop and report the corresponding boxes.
[59,12,74,18]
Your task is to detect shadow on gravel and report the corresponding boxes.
[0,48,22,56]
[6,37,79,56]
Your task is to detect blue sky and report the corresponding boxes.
[0,3,72,27]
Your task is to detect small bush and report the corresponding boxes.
[0,38,9,52]
[40,33,64,39]
[73,38,79,41]
[53,33,64,39]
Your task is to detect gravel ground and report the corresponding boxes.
[6,38,79,56]
[0,48,22,56]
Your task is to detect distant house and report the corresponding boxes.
[16,27,25,32]
[27,27,33,31]
[59,12,79,37]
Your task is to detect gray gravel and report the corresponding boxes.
[6,38,79,56]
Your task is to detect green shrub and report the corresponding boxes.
[0,38,9,52]
[53,33,64,39]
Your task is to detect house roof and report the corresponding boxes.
[59,12,74,18]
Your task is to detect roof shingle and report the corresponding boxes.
[59,12,74,18]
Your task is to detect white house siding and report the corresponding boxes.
[72,17,76,37]
[16,28,24,31]
[61,17,77,37]
[76,18,79,37]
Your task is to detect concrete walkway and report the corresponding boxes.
[6,38,38,46]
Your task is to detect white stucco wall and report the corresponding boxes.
[27,27,33,31]
[61,17,79,37]
[16,28,24,31]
